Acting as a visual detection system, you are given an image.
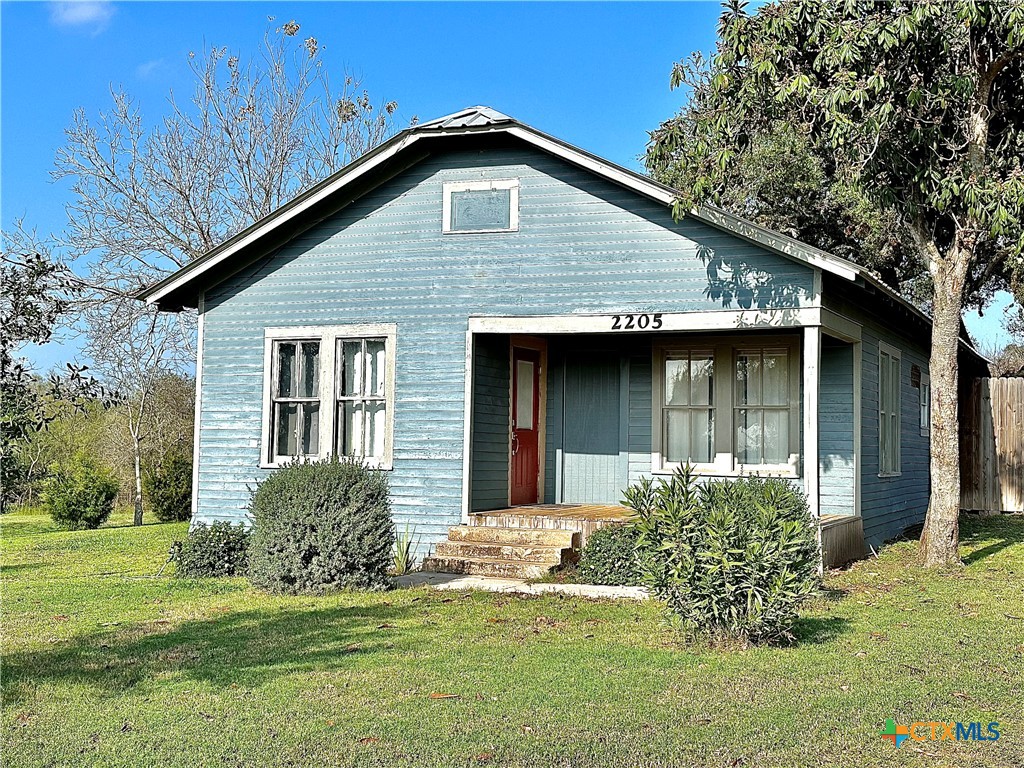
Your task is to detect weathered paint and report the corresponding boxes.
[819,339,856,517]
[196,142,817,543]
[469,334,509,512]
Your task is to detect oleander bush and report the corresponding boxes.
[626,465,820,645]
[174,521,250,577]
[577,524,644,586]
[247,457,395,594]
[41,455,119,530]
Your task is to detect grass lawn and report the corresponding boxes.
[2,507,1023,768]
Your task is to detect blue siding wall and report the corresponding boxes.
[819,340,855,516]
[470,335,509,511]
[197,145,816,542]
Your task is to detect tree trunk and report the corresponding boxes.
[919,244,972,566]
[132,435,144,527]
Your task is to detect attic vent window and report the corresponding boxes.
[443,179,519,233]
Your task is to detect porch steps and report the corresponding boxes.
[420,525,579,580]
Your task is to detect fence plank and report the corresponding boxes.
[961,377,1024,513]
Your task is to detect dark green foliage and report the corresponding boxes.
[247,458,395,593]
[174,522,249,578]
[627,465,820,645]
[577,524,644,586]
[144,451,193,522]
[41,454,118,530]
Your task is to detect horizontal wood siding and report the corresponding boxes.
[819,341,855,516]
[197,145,815,539]
[470,335,509,511]
[824,284,932,548]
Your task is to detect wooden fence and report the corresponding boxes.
[961,377,1024,513]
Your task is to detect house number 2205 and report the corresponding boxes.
[611,313,663,330]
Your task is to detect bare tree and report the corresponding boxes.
[49,19,399,522]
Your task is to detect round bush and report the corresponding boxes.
[628,466,820,645]
[247,458,395,593]
[41,455,119,530]
[174,521,249,577]
[577,524,643,586]
[144,451,193,522]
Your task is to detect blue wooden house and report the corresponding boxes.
[141,107,985,574]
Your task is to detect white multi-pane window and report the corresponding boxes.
[878,342,902,476]
[919,373,931,437]
[662,351,715,465]
[262,325,396,469]
[734,348,792,466]
[654,338,799,474]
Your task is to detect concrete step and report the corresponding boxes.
[434,540,567,564]
[447,525,578,548]
[420,556,551,580]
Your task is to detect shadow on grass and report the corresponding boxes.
[960,514,1024,565]
[790,616,850,645]
[1,601,411,703]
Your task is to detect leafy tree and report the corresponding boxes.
[646,0,1024,566]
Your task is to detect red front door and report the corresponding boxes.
[511,347,541,505]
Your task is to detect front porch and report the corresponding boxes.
[420,504,864,577]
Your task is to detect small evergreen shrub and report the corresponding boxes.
[247,458,395,593]
[627,465,820,645]
[144,451,193,522]
[174,521,249,577]
[577,524,643,586]
[41,455,119,530]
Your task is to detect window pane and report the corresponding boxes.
[665,409,690,464]
[340,341,362,396]
[690,409,714,463]
[299,341,320,398]
[763,352,788,406]
[690,356,713,406]
[365,401,386,458]
[665,358,690,406]
[736,353,762,406]
[735,408,763,465]
[275,402,298,456]
[277,342,296,398]
[880,352,890,413]
[451,188,511,231]
[365,339,386,397]
[515,360,535,430]
[763,409,789,464]
[338,401,363,456]
[301,403,319,455]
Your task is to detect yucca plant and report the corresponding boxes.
[629,465,820,645]
[392,523,419,575]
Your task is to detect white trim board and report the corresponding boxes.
[469,308,823,335]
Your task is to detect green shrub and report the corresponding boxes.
[577,524,643,586]
[247,458,395,593]
[627,465,820,645]
[144,451,193,522]
[173,521,249,577]
[41,455,119,530]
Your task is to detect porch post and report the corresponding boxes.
[803,326,821,519]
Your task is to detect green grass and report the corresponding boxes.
[2,507,1023,768]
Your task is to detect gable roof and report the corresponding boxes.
[138,105,869,311]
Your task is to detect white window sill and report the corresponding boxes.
[652,466,800,479]
[442,227,519,235]
[878,471,902,479]
[260,457,394,471]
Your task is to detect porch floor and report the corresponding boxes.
[472,503,633,524]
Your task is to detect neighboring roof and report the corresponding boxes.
[136,105,978,356]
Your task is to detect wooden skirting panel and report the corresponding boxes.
[820,515,865,569]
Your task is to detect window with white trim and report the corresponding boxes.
[442,179,519,233]
[654,337,800,474]
[878,342,902,475]
[919,373,930,437]
[262,325,396,469]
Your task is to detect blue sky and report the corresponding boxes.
[1,1,1016,370]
